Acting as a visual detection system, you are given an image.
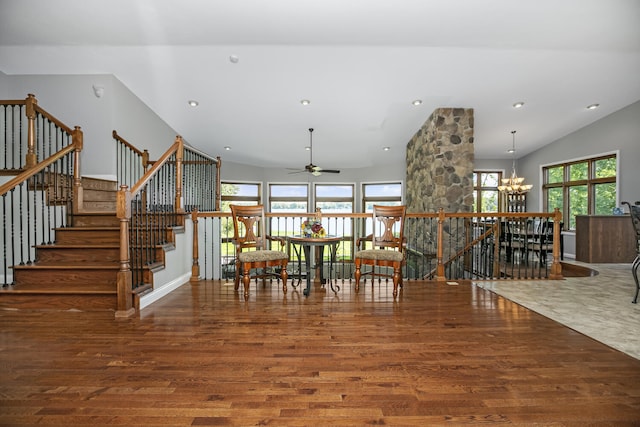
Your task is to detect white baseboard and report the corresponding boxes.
[139,272,191,311]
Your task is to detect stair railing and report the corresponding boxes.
[116,135,221,316]
[112,130,150,189]
[182,146,221,213]
[1,94,78,173]
[0,138,82,286]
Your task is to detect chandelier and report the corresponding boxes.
[497,130,533,195]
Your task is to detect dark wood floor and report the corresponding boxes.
[1,278,640,426]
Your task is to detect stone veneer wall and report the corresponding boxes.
[405,108,474,278]
[406,108,474,213]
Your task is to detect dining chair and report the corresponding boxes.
[500,218,532,264]
[528,219,563,265]
[230,204,288,299]
[354,205,406,297]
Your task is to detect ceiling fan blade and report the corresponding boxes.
[285,129,340,176]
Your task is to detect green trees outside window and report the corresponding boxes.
[543,154,617,230]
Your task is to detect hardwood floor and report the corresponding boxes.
[1,279,640,426]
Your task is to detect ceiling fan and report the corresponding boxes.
[288,128,340,176]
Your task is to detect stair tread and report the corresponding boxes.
[0,288,117,295]
[12,264,119,270]
[55,226,119,230]
[36,244,119,249]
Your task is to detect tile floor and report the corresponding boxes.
[477,261,640,360]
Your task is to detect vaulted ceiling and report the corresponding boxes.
[1,0,639,170]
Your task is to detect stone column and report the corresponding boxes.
[406,108,474,213]
[405,108,474,279]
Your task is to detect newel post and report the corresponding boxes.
[191,209,200,281]
[436,208,446,281]
[25,94,38,168]
[115,185,135,317]
[72,126,84,214]
[142,149,150,170]
[549,208,563,279]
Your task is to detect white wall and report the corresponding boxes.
[521,100,640,211]
[0,74,178,177]
[0,71,7,95]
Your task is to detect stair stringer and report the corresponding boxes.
[137,218,193,312]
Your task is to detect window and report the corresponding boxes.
[362,182,402,212]
[472,171,502,212]
[221,182,260,212]
[269,184,309,212]
[313,184,354,261]
[314,184,354,213]
[543,154,617,230]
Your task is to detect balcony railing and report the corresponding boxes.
[191,210,564,283]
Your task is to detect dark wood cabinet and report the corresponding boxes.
[575,215,636,263]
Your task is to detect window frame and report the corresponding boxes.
[472,170,503,213]
[220,181,261,212]
[268,182,310,212]
[542,151,618,231]
[361,181,403,212]
[313,183,355,213]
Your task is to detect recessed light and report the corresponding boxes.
[188,100,199,107]
[224,146,231,151]
[507,148,516,154]
[300,99,310,106]
[412,99,422,106]
[383,147,391,151]
[305,146,311,151]
[586,103,599,110]
[229,54,239,64]
[512,102,525,109]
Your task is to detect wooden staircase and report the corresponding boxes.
[0,177,174,312]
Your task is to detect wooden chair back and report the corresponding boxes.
[230,204,268,252]
[371,204,406,252]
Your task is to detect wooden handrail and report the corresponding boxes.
[112,130,147,157]
[129,136,183,197]
[0,141,80,196]
[32,103,74,135]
